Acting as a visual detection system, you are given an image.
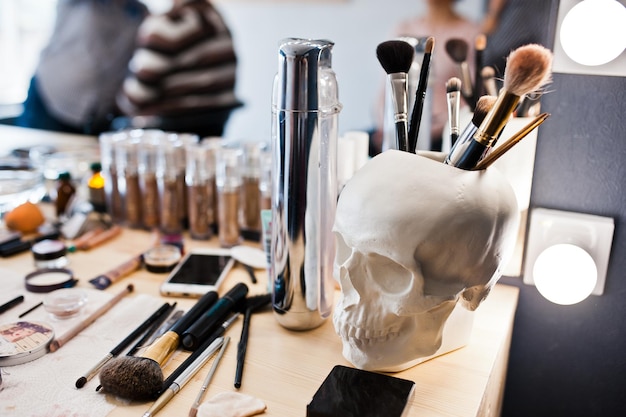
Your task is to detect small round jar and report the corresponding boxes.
[43,288,88,320]
[31,239,68,269]
[144,244,182,273]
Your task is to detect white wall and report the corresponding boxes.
[216,0,485,141]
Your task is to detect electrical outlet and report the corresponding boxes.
[523,208,614,296]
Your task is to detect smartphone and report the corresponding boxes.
[159,248,235,297]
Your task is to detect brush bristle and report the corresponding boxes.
[376,40,414,74]
[475,34,487,51]
[504,44,553,96]
[472,95,497,126]
[445,38,468,62]
[446,77,462,93]
[99,357,163,401]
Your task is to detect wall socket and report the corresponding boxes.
[523,208,615,296]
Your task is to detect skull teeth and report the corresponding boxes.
[341,324,399,344]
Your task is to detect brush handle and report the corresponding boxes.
[473,113,550,170]
[49,284,133,352]
[408,51,432,153]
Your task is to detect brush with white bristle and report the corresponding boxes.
[445,77,462,151]
[376,40,415,152]
[447,44,553,170]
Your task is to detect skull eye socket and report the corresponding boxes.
[365,252,413,295]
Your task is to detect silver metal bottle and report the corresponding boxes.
[270,38,342,330]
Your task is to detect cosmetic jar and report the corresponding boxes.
[43,288,88,320]
[31,239,68,269]
[144,244,182,273]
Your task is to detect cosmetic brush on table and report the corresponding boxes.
[445,43,553,170]
[376,40,414,152]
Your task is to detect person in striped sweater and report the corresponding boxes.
[115,0,242,137]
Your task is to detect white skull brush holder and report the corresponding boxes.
[332,150,520,372]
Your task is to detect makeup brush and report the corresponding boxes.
[445,77,462,150]
[444,95,497,166]
[481,66,499,96]
[234,293,272,389]
[473,34,487,106]
[446,44,553,170]
[376,39,415,152]
[445,38,473,107]
[98,291,219,400]
[473,112,550,170]
[75,302,172,388]
[407,36,435,153]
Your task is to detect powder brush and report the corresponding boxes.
[447,44,553,170]
[445,38,473,106]
[98,290,219,400]
[376,39,415,152]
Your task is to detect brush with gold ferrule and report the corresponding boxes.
[473,112,551,170]
[446,43,553,170]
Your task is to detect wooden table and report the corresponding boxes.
[0,126,519,417]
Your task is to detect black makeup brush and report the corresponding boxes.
[234,293,272,389]
[445,44,553,170]
[376,40,415,152]
[444,95,497,166]
[445,38,473,107]
[407,36,434,153]
[445,77,462,149]
[98,291,219,400]
[473,34,487,107]
[481,66,498,96]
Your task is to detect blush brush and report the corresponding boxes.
[98,290,219,400]
[445,43,553,170]
[376,39,415,152]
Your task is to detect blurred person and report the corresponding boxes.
[16,0,149,135]
[113,0,242,138]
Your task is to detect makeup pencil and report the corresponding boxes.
[188,336,230,417]
[0,295,24,315]
[76,301,172,388]
[142,337,226,417]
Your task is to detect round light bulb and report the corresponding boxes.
[560,0,626,66]
[533,243,598,305]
